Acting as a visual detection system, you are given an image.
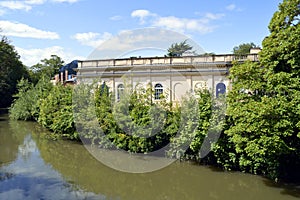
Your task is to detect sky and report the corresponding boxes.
[0,0,283,67]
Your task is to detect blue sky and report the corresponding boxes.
[0,0,282,67]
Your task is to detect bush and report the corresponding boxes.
[38,85,77,139]
[9,77,53,121]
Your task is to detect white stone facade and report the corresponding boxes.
[76,54,259,102]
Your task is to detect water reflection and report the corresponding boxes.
[0,115,299,200]
[0,116,103,200]
[35,125,300,199]
[0,115,20,167]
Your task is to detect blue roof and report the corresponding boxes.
[59,60,78,74]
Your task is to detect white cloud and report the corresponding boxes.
[73,29,180,53]
[131,9,151,18]
[153,16,215,34]
[0,0,79,14]
[110,15,122,21]
[226,4,236,11]
[25,0,47,5]
[16,46,85,67]
[131,9,154,24]
[0,20,59,39]
[225,4,242,12]
[204,13,225,20]
[0,1,32,11]
[131,9,224,34]
[154,16,185,30]
[71,32,113,48]
[86,28,204,60]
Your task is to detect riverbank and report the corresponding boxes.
[8,78,300,182]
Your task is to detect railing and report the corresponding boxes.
[79,54,259,68]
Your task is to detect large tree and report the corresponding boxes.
[167,40,193,57]
[0,36,28,108]
[232,42,259,55]
[29,55,64,84]
[221,0,300,180]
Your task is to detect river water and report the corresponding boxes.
[0,112,299,200]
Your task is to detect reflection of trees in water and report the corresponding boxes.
[36,137,300,200]
[0,116,20,167]
[0,117,46,167]
[8,119,57,165]
[8,120,37,162]
[0,115,29,182]
[4,115,298,200]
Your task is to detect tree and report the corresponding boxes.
[223,0,300,180]
[0,36,28,108]
[29,55,64,84]
[38,84,76,139]
[9,77,53,121]
[232,42,259,55]
[167,40,193,57]
[259,0,300,181]
[202,52,216,56]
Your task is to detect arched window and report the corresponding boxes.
[195,81,208,91]
[154,83,163,100]
[117,84,124,100]
[216,83,226,98]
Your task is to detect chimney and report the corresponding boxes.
[61,72,64,83]
[65,70,68,81]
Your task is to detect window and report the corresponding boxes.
[117,84,124,100]
[195,81,208,91]
[216,83,226,98]
[154,83,163,100]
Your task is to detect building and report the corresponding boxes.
[74,51,260,103]
[53,60,78,85]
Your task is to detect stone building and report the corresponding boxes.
[74,50,260,103]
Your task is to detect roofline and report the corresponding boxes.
[77,53,259,63]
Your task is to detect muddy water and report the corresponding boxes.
[0,113,299,200]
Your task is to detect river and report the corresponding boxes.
[0,112,299,200]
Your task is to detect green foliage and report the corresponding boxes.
[189,90,213,157]
[168,89,226,163]
[72,81,182,153]
[8,0,300,182]
[202,52,216,56]
[260,0,300,180]
[38,85,77,139]
[9,78,35,120]
[9,77,53,121]
[10,71,77,140]
[232,42,259,55]
[222,0,300,180]
[30,77,55,120]
[167,93,199,159]
[92,82,181,153]
[167,40,193,57]
[29,55,64,84]
[0,36,29,108]
[72,83,109,147]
